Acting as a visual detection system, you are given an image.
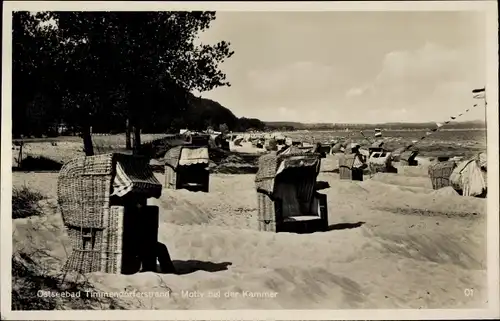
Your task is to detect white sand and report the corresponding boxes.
[12,166,487,309]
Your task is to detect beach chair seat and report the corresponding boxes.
[255,152,328,233]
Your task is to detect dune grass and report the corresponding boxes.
[11,184,128,310]
[12,248,128,310]
[12,186,46,219]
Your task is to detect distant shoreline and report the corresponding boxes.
[230,128,487,136]
[11,128,487,144]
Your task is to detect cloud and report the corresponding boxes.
[278,107,288,115]
[344,42,483,118]
[346,87,364,97]
[375,42,470,87]
[200,12,485,124]
[345,85,375,98]
[246,61,341,100]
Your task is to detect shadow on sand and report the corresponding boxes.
[150,242,232,275]
[172,260,232,275]
[327,221,365,231]
[13,156,63,172]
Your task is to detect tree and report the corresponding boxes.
[48,11,234,155]
[219,123,229,135]
[12,12,61,138]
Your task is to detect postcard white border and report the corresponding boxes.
[2,1,499,320]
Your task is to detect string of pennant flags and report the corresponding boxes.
[345,87,485,150]
[401,86,487,150]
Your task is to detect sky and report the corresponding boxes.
[196,11,487,124]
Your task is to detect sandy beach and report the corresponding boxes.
[12,151,487,310]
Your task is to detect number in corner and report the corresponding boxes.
[464,288,474,297]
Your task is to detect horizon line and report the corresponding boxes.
[261,119,486,125]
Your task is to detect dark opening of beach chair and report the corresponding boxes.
[255,152,328,234]
[164,145,210,192]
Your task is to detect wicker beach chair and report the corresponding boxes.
[317,143,331,154]
[390,147,406,162]
[428,160,457,190]
[255,151,328,233]
[449,156,487,197]
[191,134,210,146]
[182,132,210,147]
[400,150,419,166]
[437,156,451,162]
[164,145,210,192]
[220,138,230,151]
[368,141,385,156]
[368,151,396,174]
[57,153,163,274]
[338,153,358,180]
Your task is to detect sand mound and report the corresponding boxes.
[12,164,488,309]
[208,150,259,174]
[393,164,430,177]
[432,186,460,196]
[13,206,487,310]
[13,199,70,270]
[361,179,434,195]
[369,173,433,189]
[150,189,258,229]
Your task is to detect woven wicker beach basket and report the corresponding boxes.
[428,160,457,190]
[400,150,419,166]
[57,153,161,274]
[368,150,393,173]
[164,145,210,191]
[254,152,321,232]
[338,153,356,180]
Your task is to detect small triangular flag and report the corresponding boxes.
[411,140,418,144]
[466,109,469,112]
[444,120,450,124]
[421,136,426,140]
[431,128,438,132]
[451,116,456,120]
[436,122,443,128]
[458,113,463,116]
[473,104,478,107]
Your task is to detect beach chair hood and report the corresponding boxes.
[164,145,210,169]
[255,152,321,195]
[392,146,418,161]
[111,154,163,198]
[450,156,487,197]
[400,150,419,162]
[57,153,162,229]
[478,152,487,171]
[330,142,344,153]
[391,147,406,157]
[370,141,384,149]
